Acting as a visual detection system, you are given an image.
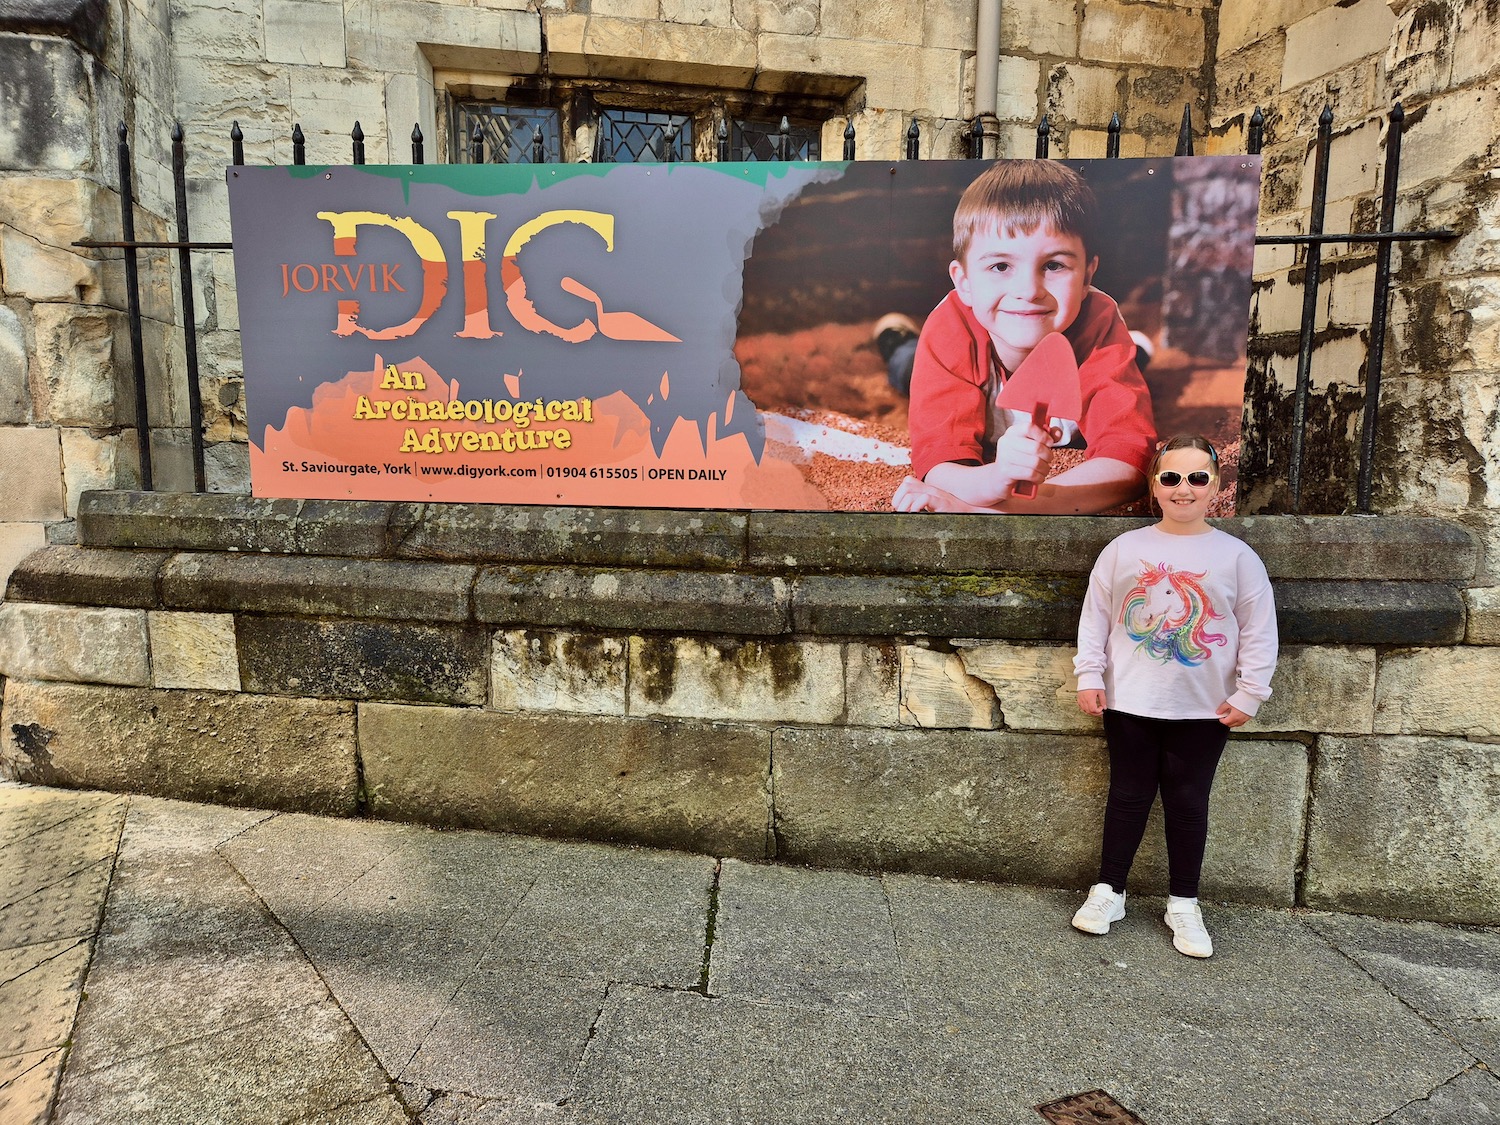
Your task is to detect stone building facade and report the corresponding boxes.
[3,0,1500,924]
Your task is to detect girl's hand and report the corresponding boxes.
[1077,689,1106,716]
[1216,702,1251,728]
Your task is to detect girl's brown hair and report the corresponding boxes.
[1146,433,1219,515]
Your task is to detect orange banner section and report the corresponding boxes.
[251,358,828,508]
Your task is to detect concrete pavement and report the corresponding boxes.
[2,779,1497,1125]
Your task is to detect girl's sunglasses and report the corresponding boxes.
[1154,470,1215,489]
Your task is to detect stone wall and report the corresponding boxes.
[2,491,1495,927]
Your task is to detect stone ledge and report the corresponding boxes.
[793,573,1083,638]
[75,491,1477,581]
[161,552,478,622]
[0,0,108,56]
[4,545,168,608]
[1277,581,1466,645]
[475,566,789,634]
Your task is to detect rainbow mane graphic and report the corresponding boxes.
[1120,561,1227,666]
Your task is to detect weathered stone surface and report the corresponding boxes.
[148,611,239,691]
[844,642,899,727]
[1001,0,1077,55]
[265,0,347,66]
[1080,0,1204,68]
[772,726,1305,901]
[953,641,1080,732]
[0,305,27,425]
[0,602,147,685]
[1307,736,1500,924]
[794,573,1083,639]
[1247,644,1377,734]
[0,427,64,521]
[358,703,772,857]
[1282,0,1393,90]
[898,646,1000,729]
[161,552,476,620]
[59,428,127,514]
[628,636,844,723]
[0,524,47,602]
[3,545,165,608]
[1464,586,1500,644]
[0,229,101,304]
[0,681,358,813]
[1374,647,1500,736]
[1276,581,1465,645]
[1236,517,1476,581]
[476,566,788,634]
[0,38,95,172]
[238,616,488,704]
[491,628,627,715]
[394,503,746,568]
[78,490,304,552]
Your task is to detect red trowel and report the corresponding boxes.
[994,331,1082,499]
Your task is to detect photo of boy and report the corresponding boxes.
[890,161,1157,514]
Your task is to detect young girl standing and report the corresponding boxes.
[1070,433,1278,957]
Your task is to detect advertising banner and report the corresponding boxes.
[228,155,1260,513]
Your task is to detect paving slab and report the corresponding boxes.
[709,859,908,1018]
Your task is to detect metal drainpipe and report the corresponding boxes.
[974,0,1001,158]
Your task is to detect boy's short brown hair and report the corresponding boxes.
[952,161,1099,262]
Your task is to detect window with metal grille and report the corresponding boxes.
[445,78,841,164]
[452,103,561,164]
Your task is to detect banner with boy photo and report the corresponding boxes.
[228,155,1261,513]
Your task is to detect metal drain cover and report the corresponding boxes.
[1035,1089,1147,1124]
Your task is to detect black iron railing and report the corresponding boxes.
[77,104,1455,513]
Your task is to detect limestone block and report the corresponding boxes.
[60,428,127,515]
[491,628,627,715]
[1451,0,1500,86]
[0,305,27,424]
[845,642,899,728]
[0,178,113,250]
[288,70,387,138]
[346,2,542,75]
[238,616,489,705]
[0,39,95,173]
[590,0,659,18]
[0,680,359,814]
[0,523,47,600]
[4,544,166,608]
[1464,588,1500,644]
[0,427,65,520]
[662,0,731,24]
[1282,0,1394,90]
[1131,739,1309,905]
[170,0,263,61]
[1246,645,1376,734]
[265,0,348,67]
[1374,647,1500,736]
[953,642,1080,732]
[28,304,125,427]
[1220,0,1332,55]
[1064,128,1145,160]
[923,0,974,51]
[0,603,148,685]
[1001,0,1078,56]
[1046,64,1122,128]
[773,726,1305,900]
[1306,735,1500,924]
[149,612,240,691]
[996,56,1044,122]
[1079,1,1204,69]
[899,646,1001,730]
[358,703,772,857]
[140,317,191,428]
[174,63,292,127]
[0,230,102,303]
[866,47,967,120]
[551,15,755,84]
[823,0,922,43]
[382,74,435,165]
[1400,84,1500,192]
[1297,121,1380,211]
[1124,71,1205,136]
[731,0,815,35]
[204,440,251,495]
[628,636,844,723]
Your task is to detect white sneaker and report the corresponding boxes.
[1071,883,1126,935]
[1164,902,1214,957]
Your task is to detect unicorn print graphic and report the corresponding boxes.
[1120,561,1227,666]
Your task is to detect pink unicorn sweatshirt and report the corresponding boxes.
[1073,525,1279,720]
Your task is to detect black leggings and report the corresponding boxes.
[1098,709,1230,898]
